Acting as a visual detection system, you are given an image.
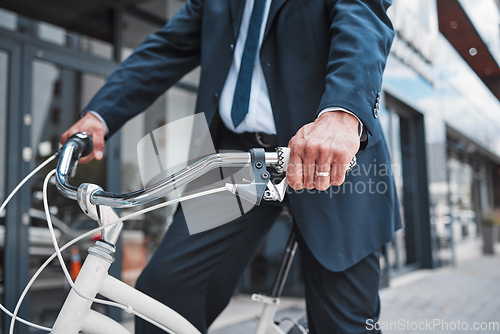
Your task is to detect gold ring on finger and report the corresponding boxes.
[314,170,330,177]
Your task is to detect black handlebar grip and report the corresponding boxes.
[67,132,94,158]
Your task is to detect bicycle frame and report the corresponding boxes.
[50,133,292,334]
[253,229,298,334]
[52,207,201,334]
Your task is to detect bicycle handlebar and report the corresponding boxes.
[55,132,290,208]
[55,133,94,198]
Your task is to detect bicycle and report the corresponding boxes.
[1,132,308,333]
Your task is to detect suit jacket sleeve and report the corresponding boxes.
[84,0,204,136]
[317,0,394,136]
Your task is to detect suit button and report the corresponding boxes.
[230,44,235,52]
[213,92,220,103]
[373,92,381,118]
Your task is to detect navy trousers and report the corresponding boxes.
[135,126,382,333]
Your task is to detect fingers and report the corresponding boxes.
[287,131,335,191]
[79,152,95,165]
[302,146,316,189]
[330,153,349,187]
[308,137,335,190]
[288,144,348,191]
[286,143,355,191]
[60,128,74,145]
[286,140,304,190]
[92,131,105,160]
[60,113,107,163]
[287,112,360,191]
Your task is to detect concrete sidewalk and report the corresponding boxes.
[121,241,500,333]
[377,247,500,333]
[209,241,500,333]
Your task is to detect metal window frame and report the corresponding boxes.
[385,92,434,271]
[0,37,31,334]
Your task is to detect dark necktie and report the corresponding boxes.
[231,0,267,128]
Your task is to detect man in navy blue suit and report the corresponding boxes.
[61,0,401,332]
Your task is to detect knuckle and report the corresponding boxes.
[318,145,332,159]
[304,143,320,159]
[332,146,349,159]
[306,141,322,151]
[288,138,302,153]
[94,140,105,149]
[291,137,305,150]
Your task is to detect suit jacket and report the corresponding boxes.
[85,0,402,271]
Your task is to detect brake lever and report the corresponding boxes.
[263,177,288,202]
[225,147,289,204]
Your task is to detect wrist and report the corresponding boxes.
[318,110,360,136]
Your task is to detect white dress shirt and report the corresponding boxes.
[219,0,275,134]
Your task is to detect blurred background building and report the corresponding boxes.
[0,0,499,332]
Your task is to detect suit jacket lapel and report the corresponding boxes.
[229,0,288,41]
[228,0,245,40]
[264,0,288,39]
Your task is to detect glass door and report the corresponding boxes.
[26,48,111,327]
[0,34,116,331]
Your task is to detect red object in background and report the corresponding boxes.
[70,246,82,281]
